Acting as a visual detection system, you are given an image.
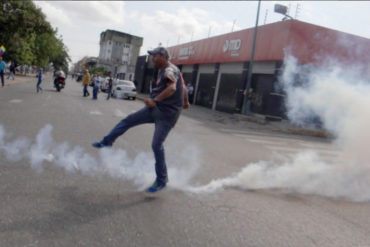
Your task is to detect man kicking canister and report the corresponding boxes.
[92,47,189,193]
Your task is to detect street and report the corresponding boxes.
[0,75,369,247]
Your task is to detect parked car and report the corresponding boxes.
[112,80,137,100]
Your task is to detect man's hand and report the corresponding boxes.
[144,98,156,108]
[183,101,190,109]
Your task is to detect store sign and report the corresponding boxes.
[223,39,241,56]
[178,46,195,60]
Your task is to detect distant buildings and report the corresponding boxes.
[98,29,143,80]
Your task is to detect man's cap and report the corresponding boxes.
[148,47,169,58]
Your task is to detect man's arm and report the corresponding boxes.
[144,78,176,107]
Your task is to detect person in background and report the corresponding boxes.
[36,68,43,93]
[0,57,6,87]
[186,82,194,104]
[92,74,101,100]
[82,69,90,97]
[7,62,15,80]
[106,73,113,100]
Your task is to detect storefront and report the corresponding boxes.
[135,19,370,118]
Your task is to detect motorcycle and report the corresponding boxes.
[54,76,65,92]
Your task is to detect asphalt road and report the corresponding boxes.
[0,75,369,247]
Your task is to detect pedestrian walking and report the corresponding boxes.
[92,47,190,193]
[92,74,101,100]
[0,57,6,87]
[82,69,90,97]
[7,63,15,80]
[36,68,43,93]
[106,73,113,100]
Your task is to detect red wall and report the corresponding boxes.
[167,20,370,67]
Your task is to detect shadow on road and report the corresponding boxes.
[0,186,157,237]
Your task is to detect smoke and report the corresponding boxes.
[2,50,370,201]
[0,123,201,191]
[187,51,370,202]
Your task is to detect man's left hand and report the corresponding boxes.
[144,98,156,108]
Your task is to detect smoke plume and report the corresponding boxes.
[0,124,201,191]
[187,52,370,202]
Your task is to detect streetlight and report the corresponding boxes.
[274,4,293,20]
[242,0,261,115]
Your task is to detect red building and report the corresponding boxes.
[135,20,370,117]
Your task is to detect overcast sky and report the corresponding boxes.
[34,1,370,66]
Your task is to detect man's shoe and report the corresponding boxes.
[145,181,166,194]
[92,142,111,148]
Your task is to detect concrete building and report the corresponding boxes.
[98,30,143,80]
[135,20,370,119]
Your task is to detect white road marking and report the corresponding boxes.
[114,109,126,118]
[90,111,102,115]
[9,99,23,103]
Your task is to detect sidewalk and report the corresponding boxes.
[136,93,330,138]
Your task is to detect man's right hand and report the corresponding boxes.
[183,101,190,109]
[144,98,156,108]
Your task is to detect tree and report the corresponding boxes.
[0,0,70,70]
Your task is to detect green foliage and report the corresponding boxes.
[89,67,108,76]
[0,0,70,70]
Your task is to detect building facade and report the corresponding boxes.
[98,30,143,80]
[135,20,370,118]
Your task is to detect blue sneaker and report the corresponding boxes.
[92,142,111,148]
[145,181,166,194]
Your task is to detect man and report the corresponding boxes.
[186,82,194,103]
[92,47,189,193]
[82,69,90,97]
[92,74,101,100]
[0,57,6,87]
[36,68,43,93]
[54,67,65,88]
[106,73,113,100]
[7,62,15,80]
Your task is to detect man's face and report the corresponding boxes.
[151,54,166,68]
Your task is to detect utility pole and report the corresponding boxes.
[264,9,268,25]
[231,19,236,32]
[242,0,261,115]
[295,3,301,19]
[208,26,212,38]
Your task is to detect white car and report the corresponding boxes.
[112,80,137,100]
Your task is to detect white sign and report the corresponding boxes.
[178,46,195,60]
[223,39,241,56]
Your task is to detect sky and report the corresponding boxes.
[33,1,370,67]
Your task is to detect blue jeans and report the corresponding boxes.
[100,106,175,185]
[83,84,90,96]
[36,80,42,92]
[7,71,14,80]
[106,87,112,100]
[0,71,4,87]
[92,86,98,99]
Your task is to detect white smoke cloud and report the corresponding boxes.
[0,123,201,191]
[186,51,370,202]
[2,49,370,202]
